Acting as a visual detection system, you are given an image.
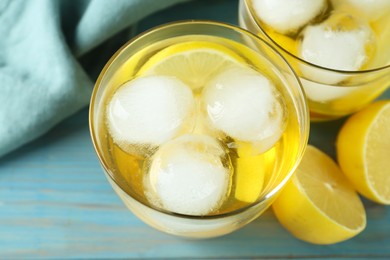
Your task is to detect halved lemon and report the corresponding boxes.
[138,41,245,90]
[272,145,366,245]
[337,100,390,204]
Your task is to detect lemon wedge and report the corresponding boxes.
[138,41,244,90]
[234,154,265,203]
[337,100,390,204]
[273,145,366,244]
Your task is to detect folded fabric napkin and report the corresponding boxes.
[0,0,188,157]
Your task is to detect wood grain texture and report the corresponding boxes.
[1,0,390,258]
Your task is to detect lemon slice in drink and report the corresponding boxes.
[337,100,390,204]
[272,145,366,245]
[138,41,245,90]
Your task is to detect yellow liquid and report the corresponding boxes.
[242,0,390,120]
[97,35,302,215]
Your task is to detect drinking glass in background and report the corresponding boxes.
[90,21,309,238]
[239,0,390,121]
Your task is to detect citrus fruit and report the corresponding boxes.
[138,41,244,90]
[272,145,366,245]
[234,154,265,203]
[337,100,390,204]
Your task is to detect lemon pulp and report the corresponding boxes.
[337,100,390,204]
[273,145,366,244]
[138,41,244,90]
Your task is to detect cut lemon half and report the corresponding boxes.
[337,100,390,204]
[138,41,245,90]
[272,145,366,245]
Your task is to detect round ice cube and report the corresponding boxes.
[298,12,376,84]
[252,0,327,34]
[300,78,358,102]
[144,135,231,216]
[203,66,286,152]
[106,75,194,154]
[332,0,390,21]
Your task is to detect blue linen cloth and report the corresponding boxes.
[0,0,188,157]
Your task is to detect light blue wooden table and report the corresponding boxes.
[1,0,390,259]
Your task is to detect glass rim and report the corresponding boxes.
[89,20,309,220]
[243,0,390,75]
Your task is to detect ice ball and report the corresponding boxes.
[106,75,194,154]
[252,0,327,34]
[298,12,376,84]
[144,135,231,216]
[203,66,286,152]
[300,78,358,102]
[332,0,390,21]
